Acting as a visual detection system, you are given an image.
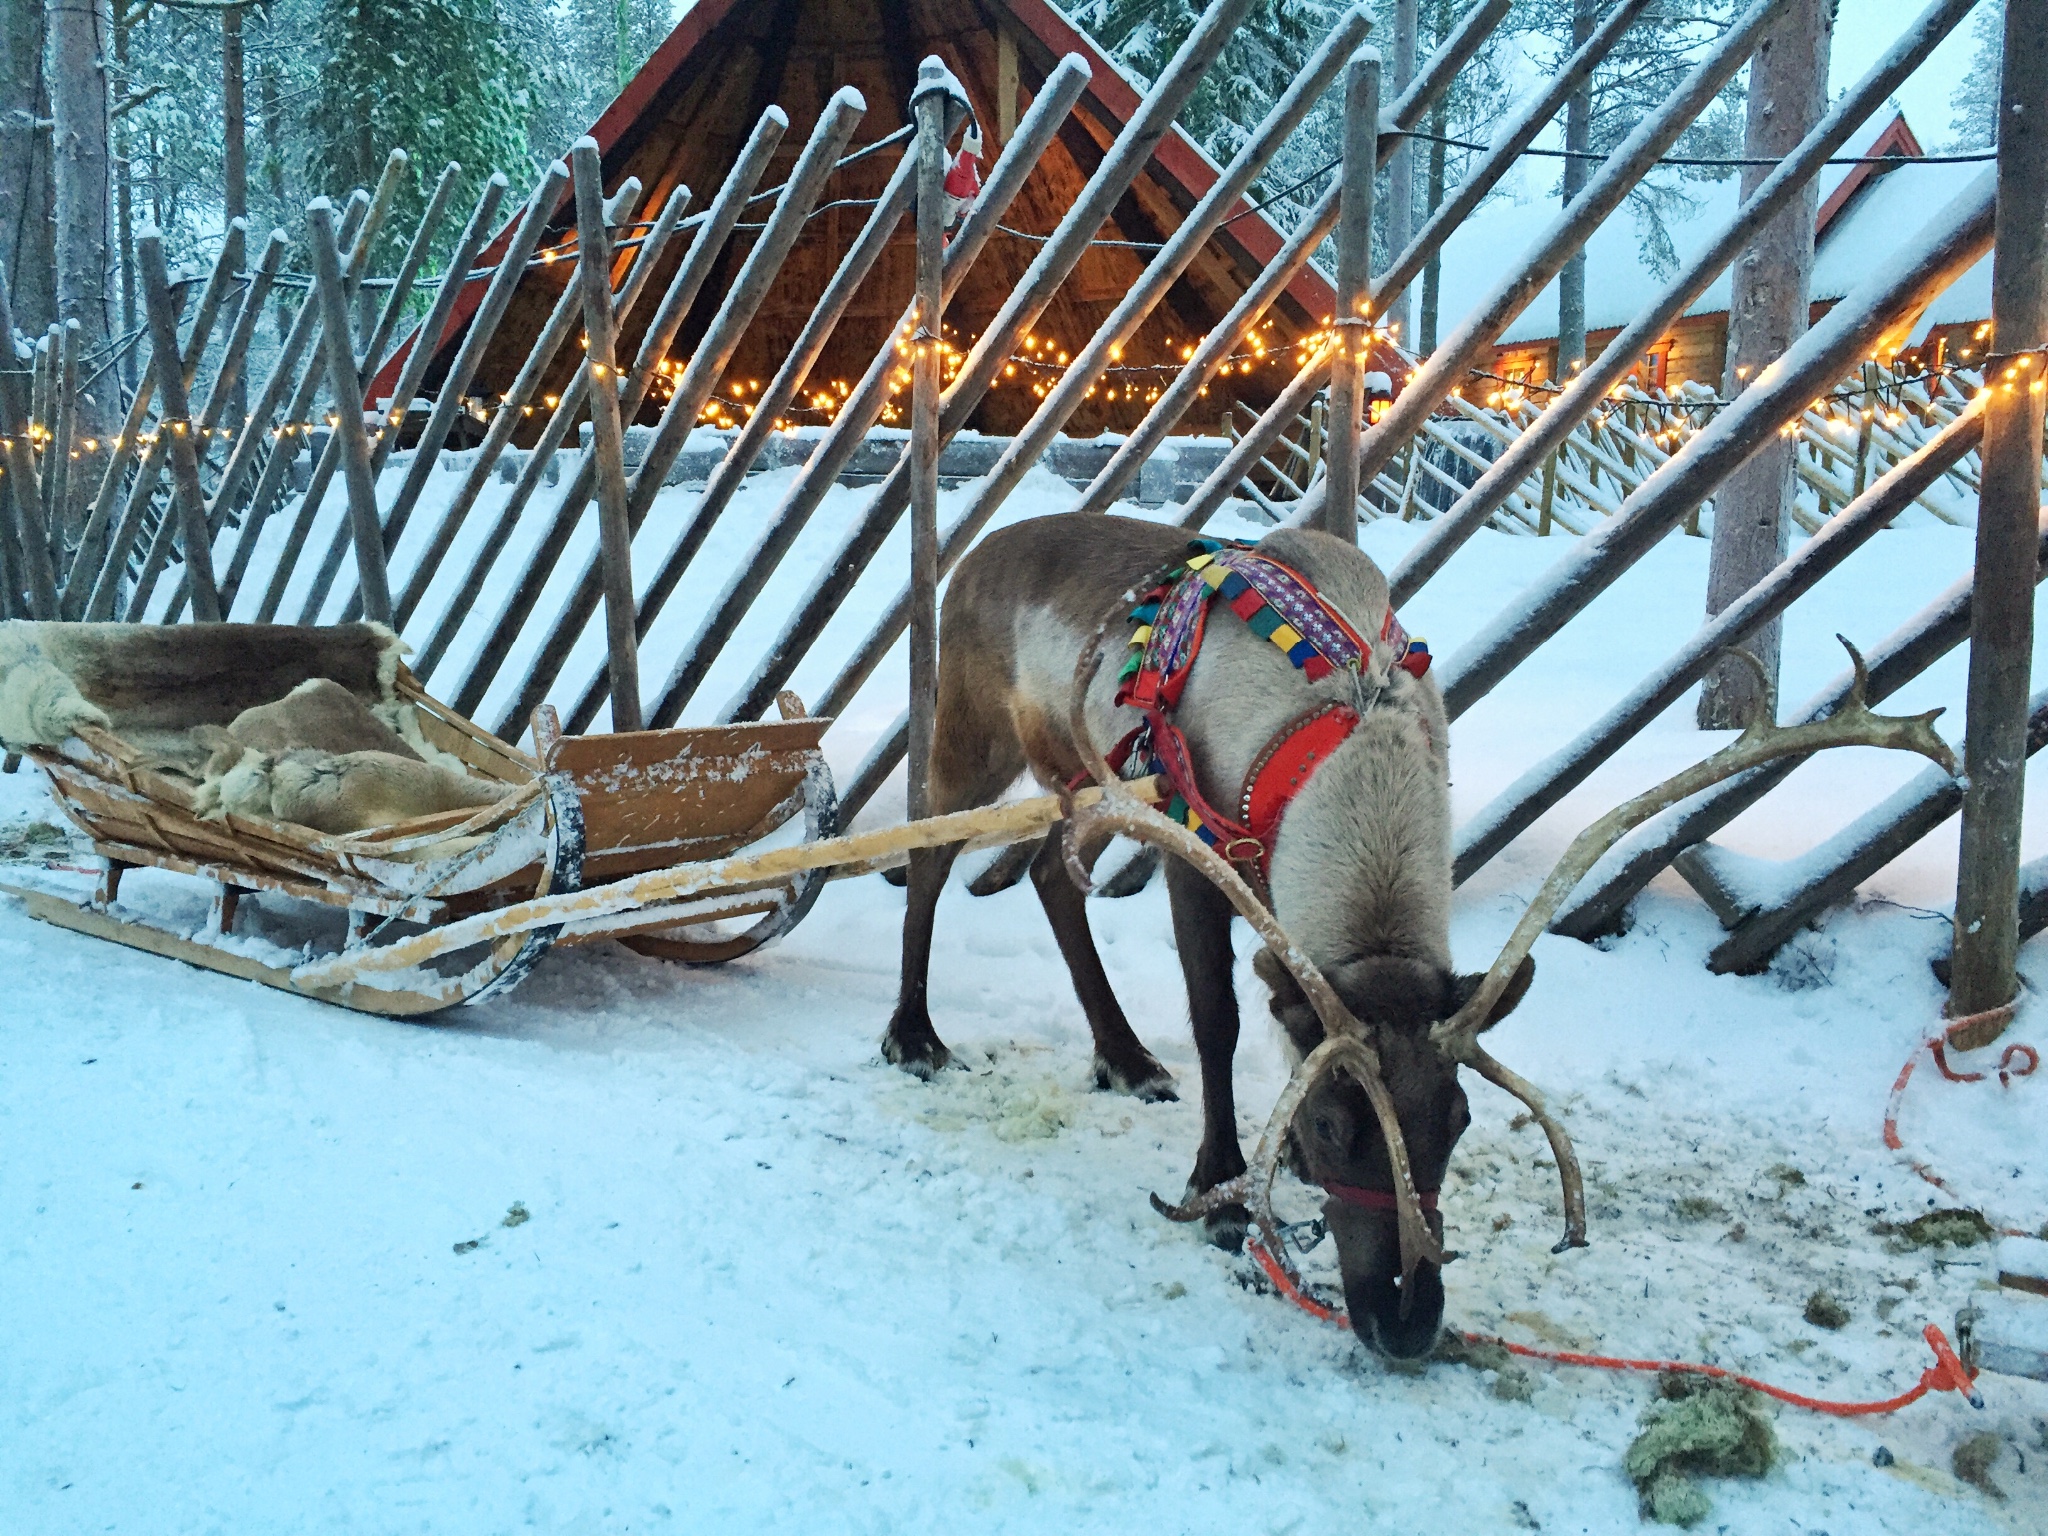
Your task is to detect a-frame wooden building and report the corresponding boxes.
[380,0,1337,440]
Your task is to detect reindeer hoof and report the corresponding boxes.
[882,1014,953,1079]
[1093,1052,1178,1102]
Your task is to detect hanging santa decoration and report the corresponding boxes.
[942,124,983,243]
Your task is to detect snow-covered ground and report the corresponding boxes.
[6,463,2047,1531]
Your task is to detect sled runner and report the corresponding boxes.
[0,622,1151,1017]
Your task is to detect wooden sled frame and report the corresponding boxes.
[0,665,857,1016]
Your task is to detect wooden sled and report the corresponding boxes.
[1,624,1158,1017]
[0,620,841,1014]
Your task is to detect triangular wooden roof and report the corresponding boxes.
[381,0,1337,440]
[1815,112,1925,238]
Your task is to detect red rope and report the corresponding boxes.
[1884,1005,2039,1237]
[1245,1238,1982,1415]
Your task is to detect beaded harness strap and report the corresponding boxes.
[1101,539,1430,885]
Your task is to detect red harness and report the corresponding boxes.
[1100,546,1429,887]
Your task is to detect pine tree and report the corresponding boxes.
[305,0,533,265]
[1947,1,2001,150]
[1513,0,1748,279]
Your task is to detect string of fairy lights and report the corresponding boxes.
[0,317,2024,479]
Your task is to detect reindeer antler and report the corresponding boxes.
[1064,605,1444,1296]
[1431,636,1957,1254]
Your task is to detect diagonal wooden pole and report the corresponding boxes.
[570,136,643,731]
[305,197,392,624]
[136,227,223,621]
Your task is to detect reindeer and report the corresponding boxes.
[885,510,1954,1359]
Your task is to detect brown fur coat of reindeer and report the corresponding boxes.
[885,512,1530,1358]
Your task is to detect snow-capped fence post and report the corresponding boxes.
[560,116,952,735]
[1387,0,1982,608]
[907,57,959,831]
[712,0,1273,733]
[392,182,678,642]
[224,159,409,622]
[486,89,867,736]
[134,226,222,622]
[1436,168,1998,722]
[303,198,392,626]
[1949,0,2048,1033]
[632,55,1090,738]
[783,3,1377,734]
[569,138,643,732]
[44,320,76,553]
[299,154,570,630]
[199,191,382,619]
[1321,45,1380,544]
[281,158,468,624]
[410,109,786,690]
[1077,0,1519,517]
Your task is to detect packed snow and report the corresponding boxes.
[5,457,2047,1531]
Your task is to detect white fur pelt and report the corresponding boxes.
[199,747,511,834]
[0,624,113,747]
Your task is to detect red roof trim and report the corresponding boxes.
[1816,113,1924,238]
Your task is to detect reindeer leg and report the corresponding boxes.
[1165,858,1250,1250]
[883,842,965,1078]
[1030,830,1177,1101]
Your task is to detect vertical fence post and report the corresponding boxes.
[571,137,643,733]
[1321,46,1379,544]
[908,59,960,829]
[1949,0,2048,1035]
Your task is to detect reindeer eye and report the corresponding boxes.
[1312,1114,1337,1143]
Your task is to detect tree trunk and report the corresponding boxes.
[1419,92,1447,355]
[1,0,56,338]
[45,0,117,461]
[222,2,248,421]
[260,55,290,344]
[1697,0,1832,729]
[114,6,134,390]
[1383,0,1418,344]
[1555,0,1596,381]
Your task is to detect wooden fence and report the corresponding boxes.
[0,0,2032,977]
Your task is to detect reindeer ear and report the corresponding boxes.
[1252,945,1304,1007]
[1453,954,1535,1031]
[1252,946,1323,1050]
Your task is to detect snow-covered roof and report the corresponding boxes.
[1433,110,1991,349]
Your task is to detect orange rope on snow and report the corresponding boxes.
[1235,1004,2042,1415]
[1884,1004,2040,1237]
[1245,1239,1985,1415]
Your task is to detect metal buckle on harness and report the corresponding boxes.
[1221,835,1266,864]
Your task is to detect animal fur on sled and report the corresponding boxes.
[0,621,517,833]
[200,746,511,834]
[191,678,513,834]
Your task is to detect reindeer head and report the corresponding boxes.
[1070,617,1956,1363]
[1252,948,1534,1356]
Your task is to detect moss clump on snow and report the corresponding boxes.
[0,818,69,863]
[1802,1290,1850,1330]
[1882,1207,1993,1250]
[1952,1431,2006,1500]
[1624,1374,1778,1527]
